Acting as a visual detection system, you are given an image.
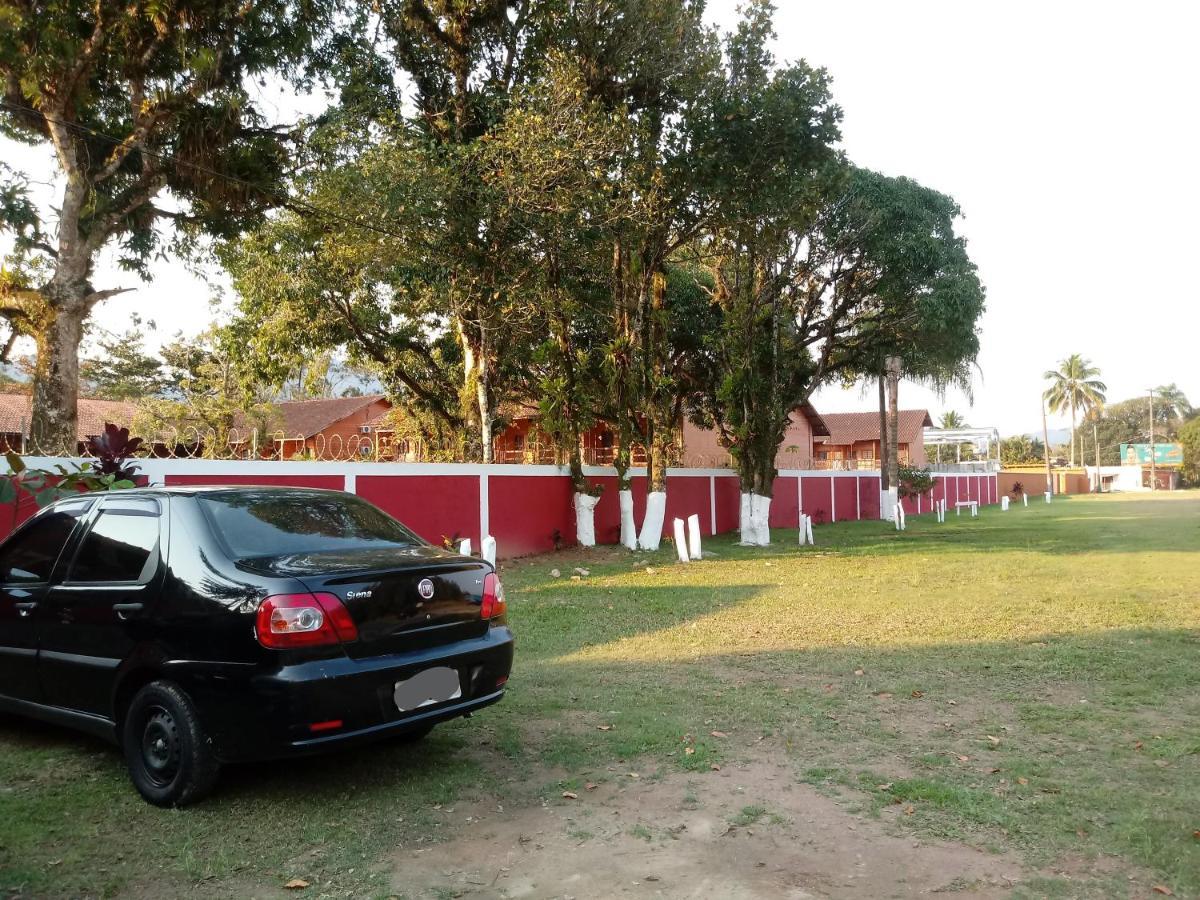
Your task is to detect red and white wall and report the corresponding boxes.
[0,458,999,559]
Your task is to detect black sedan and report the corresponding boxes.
[0,486,513,806]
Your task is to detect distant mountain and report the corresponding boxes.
[1019,427,1071,445]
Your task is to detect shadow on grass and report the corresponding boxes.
[0,626,1197,897]
[773,494,1200,558]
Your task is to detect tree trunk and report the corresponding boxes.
[885,356,902,519]
[613,435,636,550]
[459,322,494,464]
[737,451,775,546]
[877,374,889,489]
[30,297,89,454]
[1069,397,1076,467]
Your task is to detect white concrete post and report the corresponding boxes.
[687,514,703,561]
[672,518,690,563]
[1044,491,1052,504]
[481,535,497,565]
[1001,495,1009,511]
[458,538,472,556]
[1024,493,1029,507]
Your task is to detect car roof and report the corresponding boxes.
[45,484,350,505]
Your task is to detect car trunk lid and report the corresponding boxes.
[242,546,490,658]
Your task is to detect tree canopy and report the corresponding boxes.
[0,0,341,449]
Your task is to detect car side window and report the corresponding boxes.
[67,500,161,585]
[0,502,91,585]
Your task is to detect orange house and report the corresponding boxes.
[237,395,394,459]
[492,405,647,466]
[0,392,137,454]
[813,409,933,469]
[678,403,829,469]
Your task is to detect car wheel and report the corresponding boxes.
[122,681,220,807]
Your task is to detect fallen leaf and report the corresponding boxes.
[1192,830,1200,840]
[1152,886,1173,896]
[710,764,721,771]
[947,699,957,706]
[585,782,598,791]
[876,783,893,791]
[956,755,970,762]
[910,690,924,699]
[627,772,640,779]
[550,569,561,578]
[562,791,578,800]
[853,669,865,676]
[873,692,893,700]
[710,730,728,738]
[904,805,915,816]
[684,747,695,755]
[986,735,1001,746]
[1017,777,1029,785]
[989,768,1001,774]
[597,724,614,731]
[284,879,310,890]
[1134,740,1144,750]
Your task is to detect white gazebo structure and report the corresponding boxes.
[922,426,1001,471]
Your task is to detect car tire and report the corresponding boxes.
[122,680,220,807]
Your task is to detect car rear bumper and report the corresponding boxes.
[194,625,514,763]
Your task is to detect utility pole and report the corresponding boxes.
[1042,398,1053,496]
[1093,422,1101,493]
[1148,388,1156,491]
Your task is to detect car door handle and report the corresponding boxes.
[113,602,145,620]
[14,601,36,617]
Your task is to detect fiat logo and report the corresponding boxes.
[417,578,435,600]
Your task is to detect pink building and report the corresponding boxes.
[679,403,830,469]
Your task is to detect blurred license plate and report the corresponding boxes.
[394,666,462,712]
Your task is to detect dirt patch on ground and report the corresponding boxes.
[390,756,1025,899]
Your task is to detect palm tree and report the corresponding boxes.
[1043,355,1106,466]
[1153,383,1193,426]
[940,410,967,429]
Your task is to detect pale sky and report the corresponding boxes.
[3,0,1197,436]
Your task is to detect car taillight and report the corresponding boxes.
[481,572,506,620]
[255,593,358,649]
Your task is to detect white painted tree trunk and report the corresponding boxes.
[481,535,497,565]
[879,488,896,522]
[574,492,600,547]
[637,491,667,551]
[619,489,637,550]
[739,493,772,546]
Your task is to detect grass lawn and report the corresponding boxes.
[1,491,1198,898]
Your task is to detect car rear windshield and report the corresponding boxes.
[198,491,424,560]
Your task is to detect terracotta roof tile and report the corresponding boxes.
[268,395,388,438]
[817,409,933,446]
[0,393,137,443]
